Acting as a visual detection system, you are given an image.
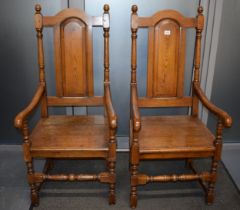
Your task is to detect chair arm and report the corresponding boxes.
[14,84,45,129]
[104,84,117,129]
[193,83,232,127]
[131,85,141,132]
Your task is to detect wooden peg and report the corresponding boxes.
[132,5,138,14]
[103,4,109,13]
[35,4,41,14]
[198,5,203,15]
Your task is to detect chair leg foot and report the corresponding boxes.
[130,193,137,209]
[130,183,138,208]
[26,160,39,206]
[30,185,39,207]
[108,184,116,205]
[107,159,116,205]
[206,159,218,205]
[206,189,214,205]
[130,162,138,208]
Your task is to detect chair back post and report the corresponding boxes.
[192,5,204,116]
[130,4,140,190]
[193,6,204,84]
[35,4,48,117]
[35,5,46,85]
[103,5,110,84]
[131,5,138,85]
[130,5,139,122]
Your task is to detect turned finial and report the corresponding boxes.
[104,4,109,12]
[198,5,203,14]
[132,5,138,14]
[35,4,41,13]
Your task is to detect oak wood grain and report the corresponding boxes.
[104,85,117,129]
[146,14,186,98]
[138,116,214,154]
[132,10,197,28]
[14,4,117,206]
[47,96,103,106]
[138,96,192,107]
[30,115,108,157]
[129,5,231,208]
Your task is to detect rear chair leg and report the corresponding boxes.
[43,158,54,173]
[185,158,193,169]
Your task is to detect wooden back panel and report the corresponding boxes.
[45,9,96,97]
[35,6,108,101]
[131,6,204,107]
[54,17,92,97]
[147,19,186,97]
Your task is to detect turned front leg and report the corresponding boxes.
[207,119,223,204]
[22,121,39,206]
[130,133,139,208]
[107,127,116,205]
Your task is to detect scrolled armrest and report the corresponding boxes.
[193,83,232,127]
[14,84,45,129]
[104,84,117,129]
[131,85,141,132]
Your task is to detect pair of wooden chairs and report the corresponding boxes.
[14,4,232,208]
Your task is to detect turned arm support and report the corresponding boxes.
[193,83,232,127]
[104,84,117,130]
[131,85,141,132]
[14,84,45,129]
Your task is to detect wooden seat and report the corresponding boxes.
[129,5,232,208]
[14,4,117,207]
[138,116,214,157]
[30,115,108,158]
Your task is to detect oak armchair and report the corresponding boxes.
[129,5,232,208]
[14,4,117,206]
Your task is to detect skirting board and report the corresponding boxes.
[0,144,22,151]
[117,136,129,151]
